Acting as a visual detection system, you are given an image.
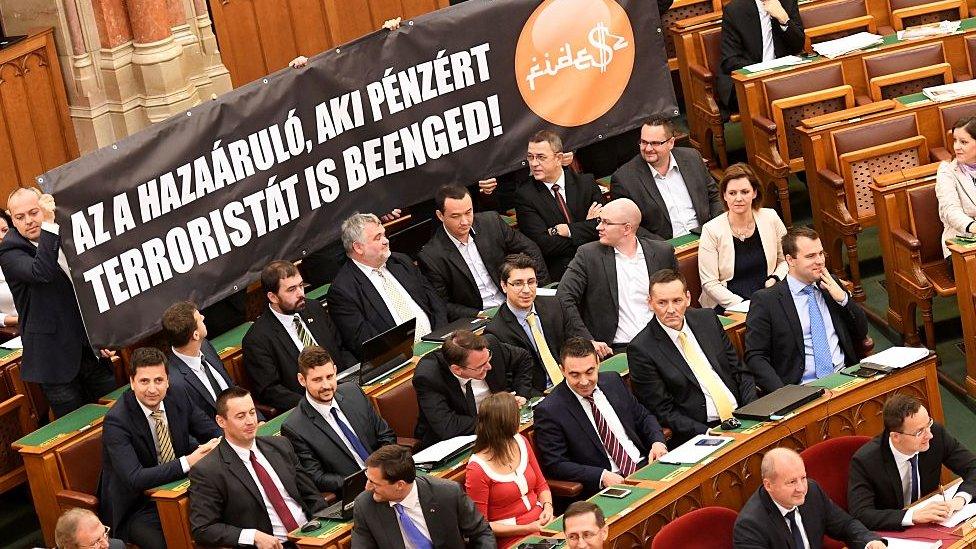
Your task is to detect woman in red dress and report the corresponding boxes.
[465,392,553,548]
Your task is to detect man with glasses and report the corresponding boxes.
[413,329,535,448]
[559,198,678,351]
[849,394,976,530]
[54,508,124,549]
[610,118,723,240]
[563,501,609,549]
[745,226,868,392]
[515,130,606,279]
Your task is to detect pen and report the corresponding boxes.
[941,484,947,504]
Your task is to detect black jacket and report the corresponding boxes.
[166,339,235,419]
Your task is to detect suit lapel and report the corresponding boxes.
[258,439,303,505]
[651,321,700,388]
[202,341,234,387]
[172,355,217,406]
[417,478,444,546]
[334,390,373,450]
[533,179,567,225]
[760,488,797,549]
[498,305,534,351]
[265,308,302,362]
[744,0,764,60]
[536,298,564,354]
[674,152,709,223]
[776,283,805,357]
[560,385,607,457]
[879,435,908,506]
[350,264,397,327]
[128,395,158,462]
[636,160,669,219]
[302,399,356,462]
[601,246,620,308]
[221,441,265,507]
[564,169,587,221]
[438,230,479,293]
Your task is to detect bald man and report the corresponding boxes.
[735,448,885,549]
[558,198,678,351]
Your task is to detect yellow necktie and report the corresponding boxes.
[677,332,734,420]
[526,312,563,385]
[151,410,176,464]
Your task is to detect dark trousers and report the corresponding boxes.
[125,503,167,549]
[41,348,117,417]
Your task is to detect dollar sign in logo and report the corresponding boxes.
[588,22,613,73]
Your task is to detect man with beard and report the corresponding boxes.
[243,260,356,412]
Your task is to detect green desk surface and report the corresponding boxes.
[668,233,699,248]
[545,485,654,532]
[15,404,109,448]
[0,347,17,359]
[290,518,349,539]
[630,461,689,482]
[719,315,736,327]
[482,306,500,318]
[600,353,629,375]
[896,92,929,105]
[259,409,292,436]
[714,418,765,434]
[516,537,565,548]
[413,340,441,356]
[101,384,130,402]
[211,321,252,353]
[306,283,331,301]
[951,236,976,248]
[502,215,517,227]
[808,366,863,390]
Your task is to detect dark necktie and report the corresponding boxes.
[583,395,637,476]
[329,407,371,461]
[464,380,477,416]
[786,509,805,549]
[249,450,301,532]
[551,184,573,224]
[200,357,224,400]
[910,454,920,502]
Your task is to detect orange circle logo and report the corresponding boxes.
[515,0,636,127]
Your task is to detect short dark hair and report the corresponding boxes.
[442,330,487,369]
[500,253,538,284]
[297,345,334,376]
[365,444,416,484]
[216,386,250,417]
[261,259,299,295]
[952,115,976,139]
[529,130,563,153]
[162,301,198,347]
[883,394,923,432]
[719,163,764,211]
[564,501,606,529]
[648,268,687,294]
[434,184,470,213]
[782,226,820,258]
[560,337,598,364]
[128,347,167,378]
[643,117,676,137]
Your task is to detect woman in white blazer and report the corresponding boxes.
[936,116,976,277]
[698,163,788,311]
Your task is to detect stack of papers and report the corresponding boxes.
[411,435,474,464]
[812,32,883,58]
[861,346,930,369]
[898,20,961,40]
[882,539,942,548]
[922,79,976,102]
[905,483,976,528]
[725,300,750,314]
[743,55,808,72]
[658,434,734,464]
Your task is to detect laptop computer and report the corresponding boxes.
[420,317,489,342]
[732,384,825,421]
[313,468,367,520]
[358,318,416,385]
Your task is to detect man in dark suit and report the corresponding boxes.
[628,269,757,445]
[55,508,126,549]
[352,444,494,548]
[418,183,550,320]
[559,198,678,350]
[0,188,117,417]
[486,253,608,391]
[99,347,221,549]
[610,118,723,241]
[189,387,328,547]
[533,338,668,497]
[243,259,356,412]
[719,0,805,113]
[735,448,885,549]
[849,394,976,531]
[327,212,448,354]
[413,330,535,448]
[745,226,868,393]
[163,301,236,419]
[515,130,606,279]
[281,345,396,492]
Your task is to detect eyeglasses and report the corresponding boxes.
[596,218,629,227]
[79,525,110,549]
[896,418,934,438]
[567,530,601,542]
[639,136,673,148]
[526,154,553,164]
[459,350,492,371]
[506,279,538,289]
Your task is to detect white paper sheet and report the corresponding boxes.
[658,434,734,464]
[743,55,807,72]
[2,336,22,349]
[811,32,883,58]
[861,346,930,369]
[411,435,475,464]
[725,300,750,314]
[882,538,942,549]
[536,287,557,296]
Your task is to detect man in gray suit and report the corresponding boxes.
[353,445,494,548]
[559,198,678,351]
[610,118,723,240]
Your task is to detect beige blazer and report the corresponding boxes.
[936,159,976,257]
[698,208,788,309]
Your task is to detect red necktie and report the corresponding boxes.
[249,450,301,532]
[551,184,573,224]
[584,395,638,476]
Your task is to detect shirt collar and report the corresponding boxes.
[352,257,386,278]
[390,480,420,508]
[771,497,798,517]
[888,436,919,463]
[548,169,567,189]
[306,392,336,418]
[172,347,202,371]
[269,304,299,327]
[226,438,257,461]
[136,398,165,420]
[507,301,536,322]
[786,274,812,296]
[613,239,644,259]
[656,316,689,345]
[650,154,679,179]
[570,384,602,403]
[444,225,476,248]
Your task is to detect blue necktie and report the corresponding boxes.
[910,454,920,502]
[786,509,805,549]
[802,285,835,379]
[394,503,433,549]
[330,407,370,461]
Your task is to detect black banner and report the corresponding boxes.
[40,0,676,347]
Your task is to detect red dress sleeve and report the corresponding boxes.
[464,459,493,519]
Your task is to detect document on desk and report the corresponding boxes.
[536,287,557,297]
[861,346,930,369]
[1,336,21,349]
[905,483,975,527]
[811,32,883,58]
[882,539,942,548]
[743,55,808,72]
[923,79,976,102]
[658,434,734,464]
[412,435,475,464]
[725,300,750,314]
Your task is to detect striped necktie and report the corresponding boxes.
[583,395,637,476]
[150,410,176,464]
[293,314,316,349]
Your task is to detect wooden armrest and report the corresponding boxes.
[859,336,875,358]
[891,0,965,21]
[56,490,99,512]
[891,228,922,252]
[817,168,845,190]
[671,11,722,30]
[548,479,584,498]
[751,114,777,135]
[854,95,873,107]
[931,147,952,163]
[800,100,897,128]
[396,437,421,451]
[688,63,713,82]
[878,25,895,36]
[320,492,338,505]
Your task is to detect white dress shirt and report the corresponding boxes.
[452,372,491,410]
[269,305,316,351]
[569,385,641,471]
[651,155,699,237]
[772,498,811,549]
[755,0,777,61]
[171,347,228,401]
[391,481,432,548]
[657,318,738,421]
[353,259,432,340]
[786,275,846,383]
[445,227,505,308]
[306,393,366,467]
[135,399,190,473]
[226,439,308,544]
[547,170,568,204]
[612,243,653,344]
[888,438,973,526]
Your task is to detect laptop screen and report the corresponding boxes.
[359,318,416,383]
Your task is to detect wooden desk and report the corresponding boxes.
[949,239,976,397]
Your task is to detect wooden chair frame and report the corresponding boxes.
[868,63,953,101]
[890,0,967,30]
[665,0,723,71]
[805,15,877,50]
[771,85,856,173]
[0,394,34,494]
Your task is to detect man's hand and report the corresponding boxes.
[560,151,575,167]
[913,500,952,524]
[99,349,116,359]
[39,193,56,223]
[5,314,18,327]
[379,208,403,223]
[601,470,625,488]
[187,437,221,467]
[592,341,612,359]
[818,271,848,304]
[254,531,284,549]
[514,395,527,407]
[289,56,308,68]
[538,503,554,524]
[649,441,668,461]
[951,495,967,512]
[762,0,790,24]
[554,224,570,237]
[382,17,401,30]
[478,178,498,195]
[585,202,602,221]
[865,542,886,549]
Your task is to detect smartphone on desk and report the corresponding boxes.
[599,487,632,499]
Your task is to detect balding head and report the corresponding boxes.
[761,448,808,508]
[6,187,47,242]
[597,198,641,248]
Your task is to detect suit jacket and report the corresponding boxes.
[280,384,396,492]
[99,389,220,541]
[418,212,551,320]
[627,308,757,444]
[718,0,805,110]
[167,339,235,419]
[327,252,448,357]
[352,475,495,548]
[558,237,678,344]
[936,159,976,257]
[242,299,356,412]
[609,149,723,240]
[0,228,93,383]
[849,424,976,531]
[533,372,666,496]
[697,208,789,309]
[485,295,590,392]
[413,334,535,448]
[515,168,606,279]
[745,277,868,393]
[734,480,882,549]
[189,436,328,546]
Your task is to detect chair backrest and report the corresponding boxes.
[372,378,419,440]
[888,0,967,29]
[700,27,723,77]
[662,0,720,59]
[939,99,976,145]
[55,428,104,498]
[862,43,950,100]
[967,36,976,79]
[800,435,871,511]
[678,248,703,308]
[0,394,32,493]
[907,183,946,264]
[765,64,852,162]
[649,506,738,549]
[801,0,874,44]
